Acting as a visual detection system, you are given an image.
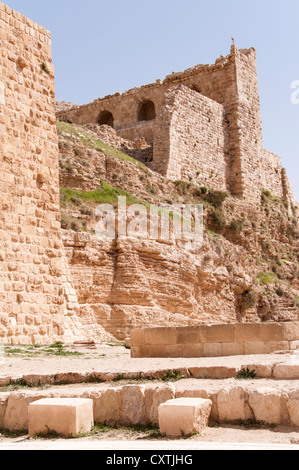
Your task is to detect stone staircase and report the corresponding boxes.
[2,353,299,434]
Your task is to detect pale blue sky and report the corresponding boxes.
[6,0,299,201]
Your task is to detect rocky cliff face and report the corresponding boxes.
[56,121,299,340]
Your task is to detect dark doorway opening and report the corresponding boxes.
[97,110,114,128]
[138,100,156,122]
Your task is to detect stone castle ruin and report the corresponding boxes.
[0,2,298,345]
[58,44,296,208]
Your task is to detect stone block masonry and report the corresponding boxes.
[0,2,83,344]
[130,323,299,358]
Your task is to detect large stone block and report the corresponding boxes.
[93,388,122,426]
[175,326,201,344]
[273,363,299,379]
[287,393,299,427]
[144,327,179,346]
[130,329,145,346]
[158,398,212,437]
[199,324,234,343]
[244,341,269,355]
[188,366,237,379]
[260,323,284,341]
[222,341,245,357]
[235,324,262,342]
[28,398,94,438]
[145,384,175,425]
[282,323,299,341]
[183,343,204,357]
[121,385,146,426]
[203,342,222,357]
[248,389,282,425]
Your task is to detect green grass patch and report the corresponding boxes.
[230,219,243,233]
[44,342,83,357]
[92,422,163,439]
[60,180,149,209]
[241,290,258,309]
[0,429,28,438]
[162,369,183,382]
[209,209,226,232]
[57,121,148,172]
[4,343,83,359]
[229,419,276,430]
[293,295,299,308]
[107,341,126,348]
[236,368,256,380]
[257,271,279,285]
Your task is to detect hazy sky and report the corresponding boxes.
[6,0,299,201]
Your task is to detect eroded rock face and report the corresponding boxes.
[62,231,261,340]
[56,120,299,339]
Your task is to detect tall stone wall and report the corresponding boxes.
[232,47,264,201]
[260,150,284,199]
[0,2,82,344]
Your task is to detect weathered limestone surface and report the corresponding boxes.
[158,397,212,437]
[62,231,257,340]
[28,398,94,437]
[0,2,84,344]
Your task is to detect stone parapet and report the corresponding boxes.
[130,323,299,358]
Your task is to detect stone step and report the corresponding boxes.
[2,355,299,388]
[2,378,299,432]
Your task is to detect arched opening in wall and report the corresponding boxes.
[97,110,114,128]
[137,100,156,122]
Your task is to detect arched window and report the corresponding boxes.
[137,100,156,122]
[97,110,114,128]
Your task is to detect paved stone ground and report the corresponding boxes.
[0,343,296,379]
[1,425,299,450]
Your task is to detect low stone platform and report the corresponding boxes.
[2,347,299,387]
[131,323,299,358]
